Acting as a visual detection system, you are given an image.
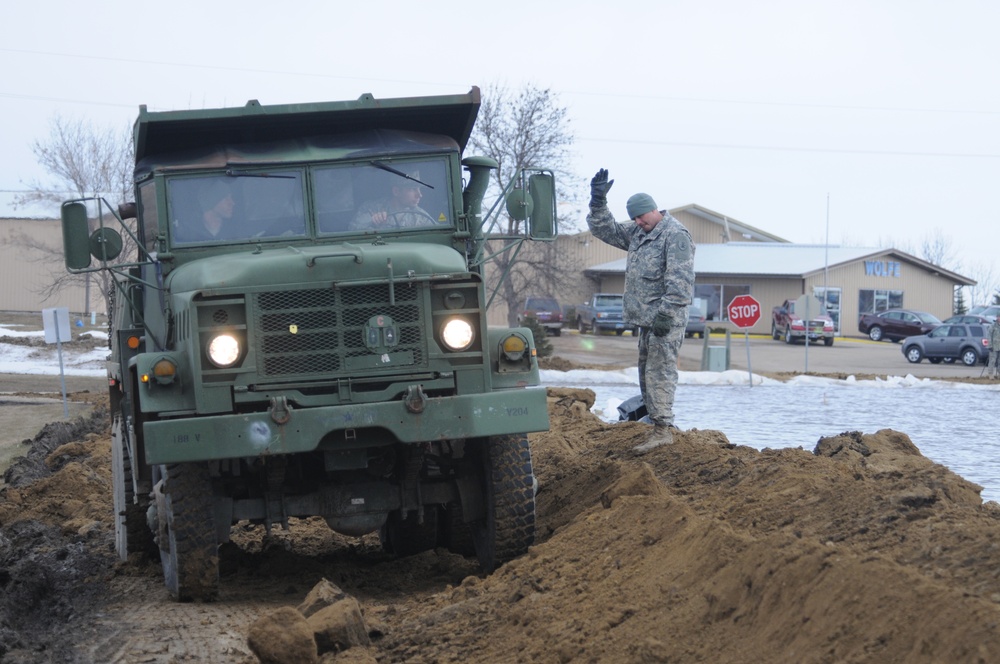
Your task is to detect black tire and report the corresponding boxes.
[577,318,586,334]
[869,326,884,342]
[615,329,624,336]
[591,320,598,335]
[380,507,441,557]
[960,348,979,366]
[158,463,220,602]
[784,328,794,345]
[112,415,155,561]
[472,434,536,573]
[551,328,561,337]
[904,345,923,363]
[824,337,834,347]
[772,323,780,341]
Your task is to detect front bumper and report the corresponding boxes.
[143,387,549,464]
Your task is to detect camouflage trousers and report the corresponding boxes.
[990,351,1000,377]
[637,326,684,426]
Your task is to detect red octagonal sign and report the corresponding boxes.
[727,294,762,328]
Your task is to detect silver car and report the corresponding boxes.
[901,323,990,366]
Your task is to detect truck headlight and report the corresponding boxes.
[441,318,474,351]
[207,333,241,367]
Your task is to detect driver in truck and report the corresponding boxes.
[351,169,435,230]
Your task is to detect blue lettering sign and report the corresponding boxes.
[864,260,901,277]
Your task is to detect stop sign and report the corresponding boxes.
[728,295,761,328]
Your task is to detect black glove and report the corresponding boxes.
[590,168,614,208]
[652,311,672,337]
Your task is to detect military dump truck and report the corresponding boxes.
[59,87,556,601]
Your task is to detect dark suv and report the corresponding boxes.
[519,296,564,336]
[901,323,990,366]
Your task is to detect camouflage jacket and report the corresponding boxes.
[990,321,1000,349]
[586,205,695,327]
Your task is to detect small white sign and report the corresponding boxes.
[42,307,72,344]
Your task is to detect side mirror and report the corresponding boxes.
[90,226,124,262]
[504,188,534,221]
[527,172,556,240]
[61,201,125,270]
[61,202,92,270]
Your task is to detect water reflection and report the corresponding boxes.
[673,384,1000,503]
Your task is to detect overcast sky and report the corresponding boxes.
[3,1,999,299]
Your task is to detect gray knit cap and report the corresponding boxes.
[626,193,657,219]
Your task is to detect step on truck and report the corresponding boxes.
[59,87,557,601]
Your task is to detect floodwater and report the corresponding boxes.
[543,369,1000,504]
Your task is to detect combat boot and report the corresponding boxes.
[634,423,674,454]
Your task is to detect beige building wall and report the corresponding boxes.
[0,218,103,315]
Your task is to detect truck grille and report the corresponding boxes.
[254,284,424,378]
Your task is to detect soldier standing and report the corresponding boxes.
[586,169,696,452]
[989,315,1000,378]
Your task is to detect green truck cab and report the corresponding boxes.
[60,87,556,601]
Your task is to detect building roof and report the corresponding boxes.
[672,204,790,243]
[585,242,976,286]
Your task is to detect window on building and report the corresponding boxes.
[694,284,751,321]
[858,289,903,315]
[813,286,842,334]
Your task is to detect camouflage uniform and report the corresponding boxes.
[990,318,1000,378]
[586,204,696,426]
[350,198,435,231]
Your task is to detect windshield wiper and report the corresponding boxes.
[370,161,434,189]
[225,169,296,179]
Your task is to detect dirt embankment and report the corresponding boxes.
[1,382,1000,663]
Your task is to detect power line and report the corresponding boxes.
[2,46,998,117]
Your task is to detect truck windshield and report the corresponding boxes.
[169,170,307,245]
[313,157,451,234]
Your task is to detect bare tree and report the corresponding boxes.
[918,229,958,271]
[468,82,579,326]
[964,260,1000,308]
[11,115,135,315]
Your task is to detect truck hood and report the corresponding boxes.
[165,242,470,294]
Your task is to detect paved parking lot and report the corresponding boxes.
[546,329,993,379]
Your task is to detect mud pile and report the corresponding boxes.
[1,387,1000,663]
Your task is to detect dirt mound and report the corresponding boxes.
[2,387,1000,662]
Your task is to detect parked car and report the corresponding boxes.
[901,323,990,366]
[968,305,1000,321]
[686,306,706,338]
[942,314,994,325]
[518,295,563,336]
[858,309,942,342]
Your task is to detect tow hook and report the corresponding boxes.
[403,385,427,414]
[270,396,292,424]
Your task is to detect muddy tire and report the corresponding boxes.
[472,434,536,573]
[158,463,220,602]
[380,507,440,557]
[111,415,155,561]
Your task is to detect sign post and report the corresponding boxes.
[727,295,762,387]
[42,307,72,417]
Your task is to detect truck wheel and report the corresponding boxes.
[380,507,441,557]
[772,323,780,341]
[156,463,220,602]
[472,434,536,573]
[784,328,794,344]
[616,329,624,336]
[111,415,155,561]
[577,318,586,334]
[824,337,834,347]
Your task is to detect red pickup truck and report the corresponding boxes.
[772,298,835,346]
